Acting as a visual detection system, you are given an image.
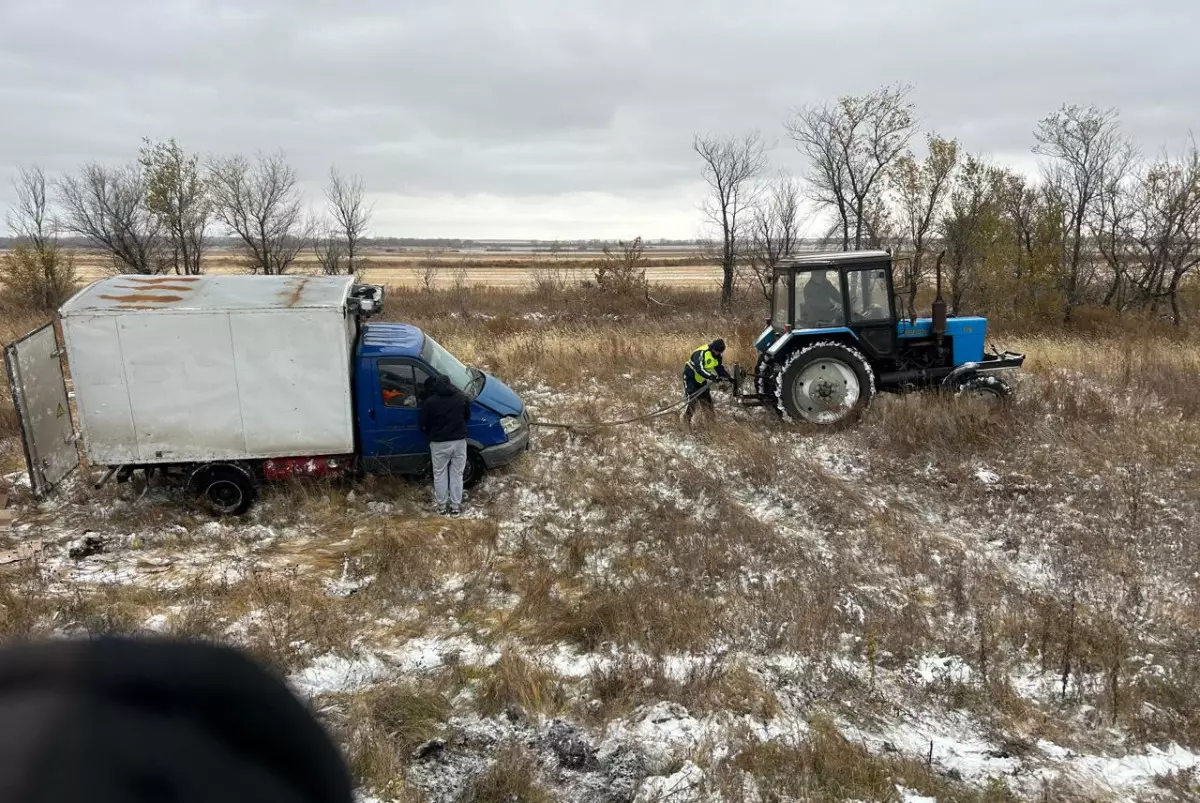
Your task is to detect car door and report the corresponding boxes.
[362,359,434,474]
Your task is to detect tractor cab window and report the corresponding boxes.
[379,360,433,409]
[793,269,846,329]
[847,268,891,323]
[771,273,790,329]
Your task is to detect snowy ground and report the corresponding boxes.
[3,326,1200,802]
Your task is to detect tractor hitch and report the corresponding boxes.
[730,364,768,407]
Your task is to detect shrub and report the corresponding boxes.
[0,244,77,312]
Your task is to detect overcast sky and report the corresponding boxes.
[1,0,1196,239]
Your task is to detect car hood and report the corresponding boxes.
[474,373,524,416]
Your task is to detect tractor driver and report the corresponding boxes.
[681,338,732,428]
[801,271,844,325]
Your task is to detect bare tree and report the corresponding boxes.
[208,151,309,275]
[995,169,1039,288]
[140,138,210,275]
[940,155,1004,314]
[7,165,52,251]
[693,131,768,306]
[323,167,372,275]
[312,223,348,276]
[1126,139,1200,325]
[892,135,959,318]
[57,163,166,274]
[746,172,803,299]
[1033,104,1135,320]
[787,84,916,251]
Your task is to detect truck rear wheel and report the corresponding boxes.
[194,465,256,516]
[777,342,875,427]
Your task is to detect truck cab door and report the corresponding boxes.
[4,323,79,496]
[358,358,433,475]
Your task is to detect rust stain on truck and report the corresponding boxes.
[113,284,196,293]
[98,293,185,304]
[125,276,202,285]
[281,277,310,307]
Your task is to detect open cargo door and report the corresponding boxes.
[3,323,78,496]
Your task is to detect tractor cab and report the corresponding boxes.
[765,251,898,362]
[736,250,1025,426]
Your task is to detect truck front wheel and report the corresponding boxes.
[193,465,257,516]
[462,448,487,489]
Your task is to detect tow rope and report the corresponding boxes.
[528,385,717,431]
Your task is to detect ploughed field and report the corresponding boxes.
[2,287,1200,802]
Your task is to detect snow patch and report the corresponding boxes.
[290,652,390,697]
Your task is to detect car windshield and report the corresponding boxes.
[420,336,484,399]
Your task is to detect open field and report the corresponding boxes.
[3,288,1200,801]
[57,248,727,289]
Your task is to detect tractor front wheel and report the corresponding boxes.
[777,342,875,427]
[956,374,1012,403]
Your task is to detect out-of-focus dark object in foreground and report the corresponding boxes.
[0,637,352,803]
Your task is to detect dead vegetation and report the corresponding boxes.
[4,283,1200,800]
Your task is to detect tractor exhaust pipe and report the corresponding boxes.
[932,250,947,346]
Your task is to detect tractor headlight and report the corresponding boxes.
[500,415,524,436]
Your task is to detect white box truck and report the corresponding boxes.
[4,274,530,514]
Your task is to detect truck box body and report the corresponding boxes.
[59,275,358,466]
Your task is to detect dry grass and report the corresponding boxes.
[6,283,1200,800]
[713,716,1019,803]
[457,742,551,803]
[476,649,568,718]
[584,655,780,725]
[330,681,454,793]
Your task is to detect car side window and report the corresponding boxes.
[379,361,419,409]
[848,269,891,323]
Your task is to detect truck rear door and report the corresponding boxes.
[3,323,79,496]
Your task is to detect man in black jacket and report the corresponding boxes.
[419,374,472,516]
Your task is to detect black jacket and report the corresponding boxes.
[0,637,352,803]
[419,376,471,442]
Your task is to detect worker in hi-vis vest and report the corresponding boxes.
[681,339,731,428]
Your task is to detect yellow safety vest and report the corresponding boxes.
[688,345,721,384]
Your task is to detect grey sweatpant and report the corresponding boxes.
[431,439,467,509]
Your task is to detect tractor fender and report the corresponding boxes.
[942,361,981,389]
[765,328,860,364]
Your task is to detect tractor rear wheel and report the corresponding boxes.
[957,374,1012,403]
[777,342,875,426]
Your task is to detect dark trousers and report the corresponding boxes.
[682,371,713,424]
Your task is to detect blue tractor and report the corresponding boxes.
[732,250,1025,426]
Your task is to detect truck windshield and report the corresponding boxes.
[421,336,484,399]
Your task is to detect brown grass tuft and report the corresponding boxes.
[457,741,551,803]
[476,649,568,718]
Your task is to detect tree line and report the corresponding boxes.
[2,141,372,309]
[696,85,1200,325]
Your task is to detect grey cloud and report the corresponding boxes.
[1,0,1197,237]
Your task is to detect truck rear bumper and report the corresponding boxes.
[479,427,530,468]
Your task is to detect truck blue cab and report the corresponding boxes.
[354,323,529,487]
